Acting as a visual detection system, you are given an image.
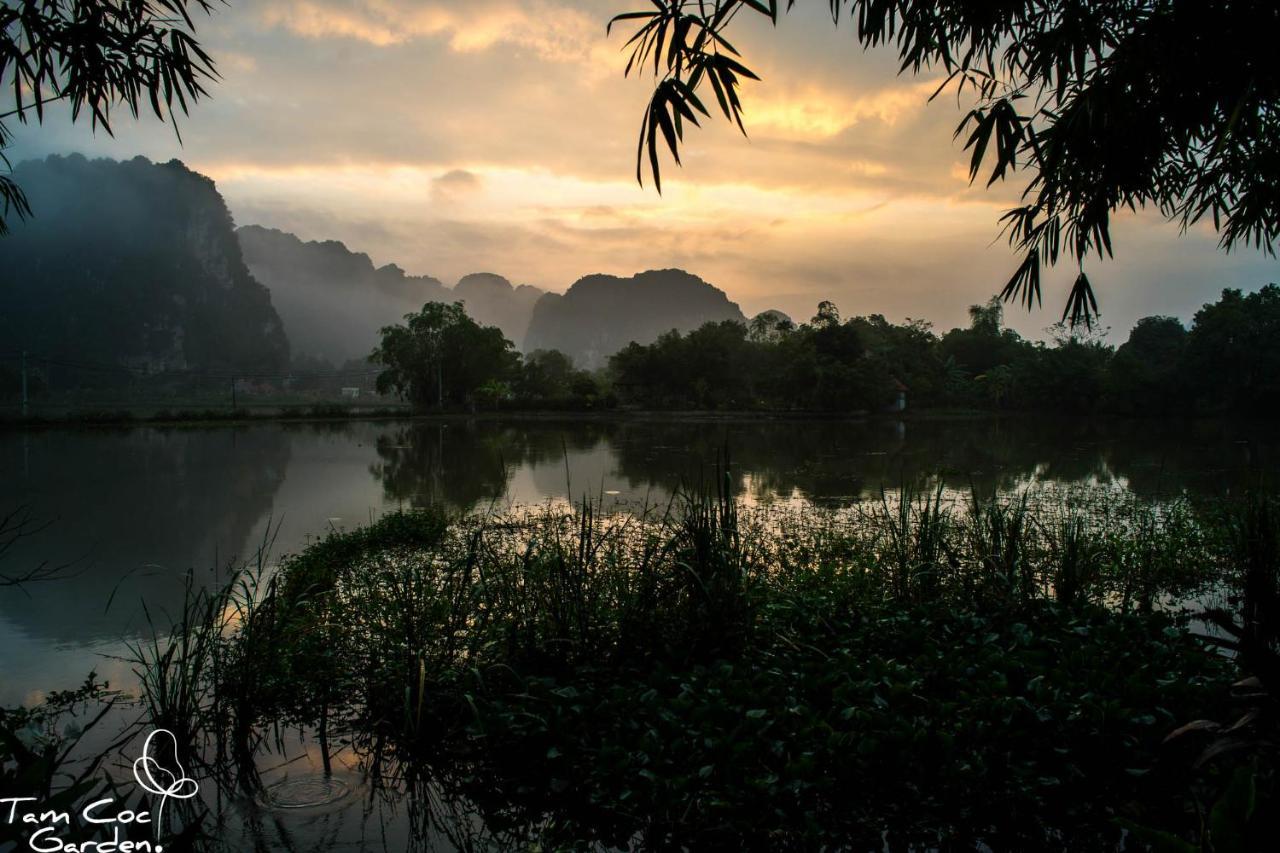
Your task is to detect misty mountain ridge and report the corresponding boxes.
[240,229,750,370]
[0,154,288,375]
[237,228,554,365]
[524,270,747,369]
[1,154,754,377]
[237,225,448,365]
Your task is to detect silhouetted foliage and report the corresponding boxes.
[371,302,520,409]
[1184,285,1280,415]
[609,309,891,411]
[606,286,1280,415]
[516,349,604,407]
[1,0,219,233]
[1106,316,1190,414]
[609,1,1280,326]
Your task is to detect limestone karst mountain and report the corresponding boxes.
[454,272,545,347]
[237,225,452,365]
[237,231,545,364]
[0,155,288,377]
[0,155,743,380]
[523,269,746,369]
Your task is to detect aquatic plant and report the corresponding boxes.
[119,485,1272,849]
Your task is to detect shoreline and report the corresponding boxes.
[0,404,1239,431]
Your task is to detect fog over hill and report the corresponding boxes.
[453,273,545,347]
[0,155,752,376]
[0,155,288,375]
[524,270,747,369]
[237,225,449,364]
[241,231,748,370]
[237,229,547,365]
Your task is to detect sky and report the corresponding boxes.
[7,0,1277,339]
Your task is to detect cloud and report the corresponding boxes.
[433,168,481,190]
[746,79,943,140]
[256,0,615,66]
[430,168,483,205]
[6,0,1275,344]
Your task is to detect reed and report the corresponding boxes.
[124,483,1265,849]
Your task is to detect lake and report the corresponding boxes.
[1,413,1274,707]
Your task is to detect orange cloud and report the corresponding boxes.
[257,0,615,66]
[747,79,943,139]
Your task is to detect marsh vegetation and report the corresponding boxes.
[93,482,1276,850]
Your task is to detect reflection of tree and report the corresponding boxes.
[0,426,290,643]
[604,419,1052,506]
[1099,419,1280,501]
[370,420,620,512]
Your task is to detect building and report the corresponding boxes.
[888,378,908,413]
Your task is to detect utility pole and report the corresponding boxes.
[20,350,28,418]
[231,376,237,411]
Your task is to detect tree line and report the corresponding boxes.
[371,286,1280,417]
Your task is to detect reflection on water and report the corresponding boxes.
[0,414,1275,704]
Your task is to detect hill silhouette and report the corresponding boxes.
[454,273,545,347]
[237,225,451,365]
[524,270,746,368]
[0,155,288,377]
[238,229,544,364]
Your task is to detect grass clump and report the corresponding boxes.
[134,485,1272,849]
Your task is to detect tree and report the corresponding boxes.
[371,302,519,409]
[1,0,218,233]
[940,298,1030,377]
[1013,337,1113,412]
[608,1,1280,325]
[1184,285,1280,414]
[517,348,604,405]
[1106,316,1189,413]
[847,314,947,405]
[517,349,579,400]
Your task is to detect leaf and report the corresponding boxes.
[1000,249,1042,311]
[1209,763,1256,853]
[1114,819,1198,853]
[1062,271,1099,329]
[1162,719,1220,743]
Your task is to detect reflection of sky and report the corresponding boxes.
[6,1,1277,339]
[2,416,1277,704]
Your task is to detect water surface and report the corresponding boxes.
[1,415,1275,705]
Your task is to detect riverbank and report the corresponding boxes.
[0,401,1214,431]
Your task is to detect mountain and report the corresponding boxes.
[523,269,746,368]
[454,273,545,347]
[749,309,794,339]
[237,225,451,365]
[237,231,544,364]
[0,155,288,377]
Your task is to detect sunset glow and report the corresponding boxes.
[8,0,1274,334]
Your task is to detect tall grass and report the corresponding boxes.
[139,486,1225,753]
[121,482,1264,848]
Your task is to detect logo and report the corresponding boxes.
[1,728,201,852]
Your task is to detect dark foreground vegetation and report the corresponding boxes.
[8,485,1277,850]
